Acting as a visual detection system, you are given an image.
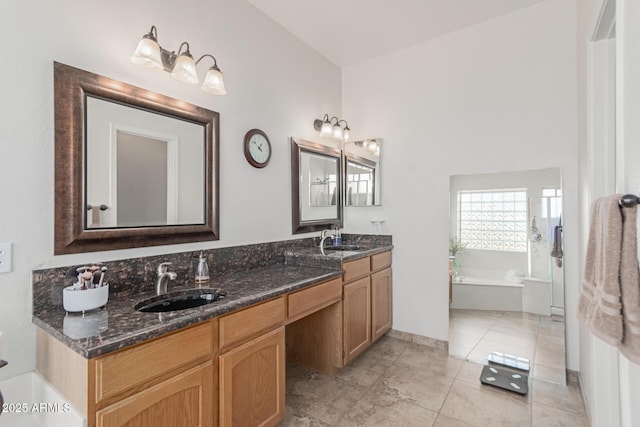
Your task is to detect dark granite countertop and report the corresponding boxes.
[284,244,394,269]
[32,264,342,359]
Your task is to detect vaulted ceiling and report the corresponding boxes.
[249,0,546,68]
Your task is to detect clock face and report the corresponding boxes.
[249,134,270,163]
[244,129,271,168]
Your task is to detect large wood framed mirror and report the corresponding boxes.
[291,137,343,234]
[54,62,219,254]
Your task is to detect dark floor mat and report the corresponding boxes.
[479,364,529,395]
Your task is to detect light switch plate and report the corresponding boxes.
[0,243,12,273]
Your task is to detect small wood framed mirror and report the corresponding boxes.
[291,137,343,234]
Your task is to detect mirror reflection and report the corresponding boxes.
[303,152,338,215]
[85,96,205,228]
[344,138,381,206]
[448,168,567,384]
[291,137,342,234]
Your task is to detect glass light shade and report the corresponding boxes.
[333,125,343,139]
[171,54,199,84]
[201,68,227,95]
[320,121,333,136]
[131,38,163,70]
[342,128,350,142]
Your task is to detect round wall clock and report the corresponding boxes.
[243,128,271,168]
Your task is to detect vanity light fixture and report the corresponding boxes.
[131,25,227,95]
[313,114,351,142]
[353,139,380,156]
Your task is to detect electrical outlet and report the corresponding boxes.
[0,243,12,273]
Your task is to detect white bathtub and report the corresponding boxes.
[0,372,84,427]
[451,276,524,311]
[450,274,551,315]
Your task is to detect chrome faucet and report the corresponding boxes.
[319,229,338,255]
[155,262,177,295]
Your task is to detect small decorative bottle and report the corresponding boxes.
[195,251,210,285]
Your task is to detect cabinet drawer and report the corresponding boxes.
[95,321,215,405]
[287,278,342,323]
[96,361,214,427]
[219,296,285,350]
[343,257,370,283]
[371,251,392,272]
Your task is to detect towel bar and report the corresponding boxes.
[619,194,638,208]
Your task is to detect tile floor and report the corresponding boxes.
[279,311,588,426]
[449,309,568,385]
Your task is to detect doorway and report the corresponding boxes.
[448,168,567,384]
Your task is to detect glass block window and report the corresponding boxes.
[458,190,528,252]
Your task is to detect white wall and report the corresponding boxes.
[342,0,580,369]
[0,0,341,379]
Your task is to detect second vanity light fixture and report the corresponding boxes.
[353,139,380,156]
[131,25,227,95]
[313,114,351,142]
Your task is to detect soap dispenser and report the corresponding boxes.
[333,226,342,246]
[195,251,210,285]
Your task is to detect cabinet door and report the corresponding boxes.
[95,361,213,427]
[219,327,285,427]
[371,267,392,342]
[343,276,371,364]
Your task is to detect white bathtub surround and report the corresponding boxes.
[504,269,525,283]
[451,269,552,316]
[450,276,523,312]
[523,278,552,316]
[0,372,84,427]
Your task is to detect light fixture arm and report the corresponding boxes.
[144,25,158,42]
[196,54,221,70]
[176,42,191,56]
[156,41,191,72]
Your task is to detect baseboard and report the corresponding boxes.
[386,329,449,353]
[567,369,579,384]
[577,371,593,427]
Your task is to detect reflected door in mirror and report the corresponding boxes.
[116,132,168,227]
[85,96,205,229]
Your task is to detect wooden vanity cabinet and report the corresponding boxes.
[37,320,218,427]
[36,268,390,427]
[343,276,371,364]
[342,251,392,365]
[371,267,392,342]
[95,361,214,427]
[93,321,216,427]
[219,327,285,427]
[218,296,286,427]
